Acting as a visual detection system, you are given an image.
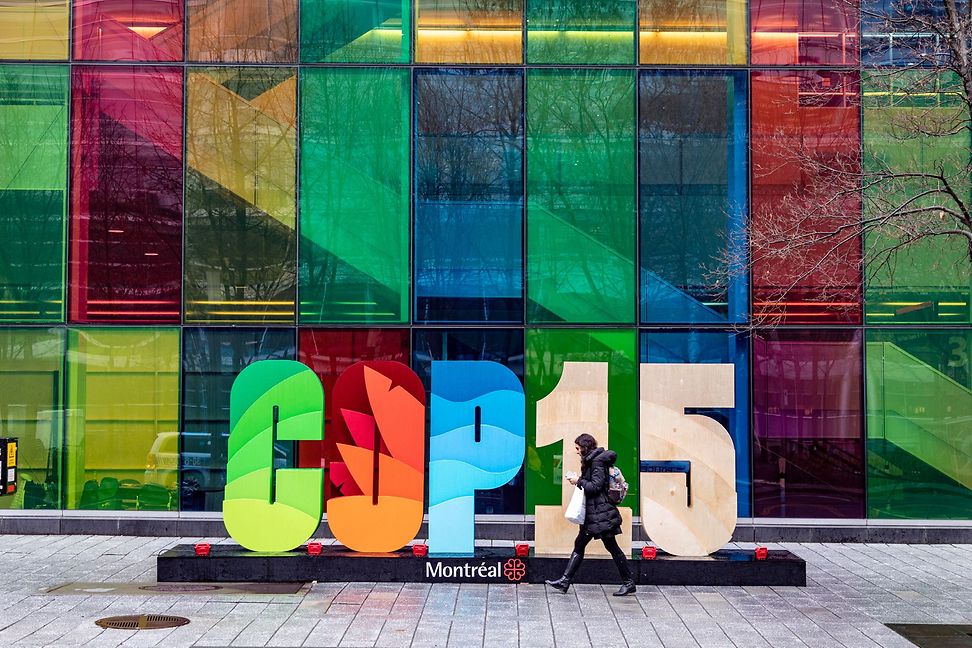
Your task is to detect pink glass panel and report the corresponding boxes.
[70,66,183,323]
[751,0,858,65]
[74,0,183,61]
[753,330,865,518]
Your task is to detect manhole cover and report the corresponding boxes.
[95,615,189,630]
[139,584,222,593]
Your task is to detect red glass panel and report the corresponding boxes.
[296,329,410,477]
[751,0,858,65]
[753,330,865,518]
[70,66,183,324]
[751,70,861,324]
[74,0,183,61]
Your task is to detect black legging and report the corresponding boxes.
[573,528,626,562]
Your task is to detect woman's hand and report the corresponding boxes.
[567,477,577,486]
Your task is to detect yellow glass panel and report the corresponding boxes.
[185,68,297,323]
[415,0,522,63]
[639,0,746,64]
[0,328,63,509]
[0,0,69,60]
[65,328,180,510]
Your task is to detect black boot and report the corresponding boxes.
[545,552,583,593]
[612,552,636,597]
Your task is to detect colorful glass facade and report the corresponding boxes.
[1,0,970,524]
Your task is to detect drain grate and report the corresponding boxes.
[886,624,972,647]
[139,584,222,593]
[95,615,190,630]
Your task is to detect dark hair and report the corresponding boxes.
[574,434,598,458]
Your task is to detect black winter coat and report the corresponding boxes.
[576,447,623,538]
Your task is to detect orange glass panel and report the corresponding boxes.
[639,0,746,64]
[415,0,522,63]
[187,0,296,62]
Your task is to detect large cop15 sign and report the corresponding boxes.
[224,360,736,557]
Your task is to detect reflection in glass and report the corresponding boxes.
[866,330,972,519]
[527,69,635,324]
[0,65,67,323]
[639,0,746,64]
[301,0,408,62]
[416,0,522,63]
[300,68,409,324]
[181,328,295,512]
[863,72,971,324]
[65,328,180,511]
[640,330,750,515]
[415,69,523,323]
[0,0,69,60]
[185,67,296,324]
[0,328,63,510]
[751,0,858,65]
[527,0,636,64]
[188,0,297,62]
[73,0,183,61]
[70,66,182,323]
[640,71,747,324]
[751,70,861,324]
[861,0,948,65]
[753,330,865,518]
[413,329,524,513]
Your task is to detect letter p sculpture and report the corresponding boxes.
[428,361,525,555]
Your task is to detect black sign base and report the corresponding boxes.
[157,545,806,587]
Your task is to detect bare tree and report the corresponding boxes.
[737,0,972,325]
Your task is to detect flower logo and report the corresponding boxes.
[503,558,526,582]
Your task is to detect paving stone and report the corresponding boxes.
[1,536,972,646]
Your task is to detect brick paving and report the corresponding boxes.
[0,535,970,647]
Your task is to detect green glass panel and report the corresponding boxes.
[526,69,636,324]
[299,68,409,324]
[863,71,972,324]
[65,328,180,510]
[0,65,67,323]
[0,328,63,510]
[527,0,636,64]
[301,0,409,62]
[524,328,637,512]
[866,330,972,519]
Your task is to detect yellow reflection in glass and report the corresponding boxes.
[639,0,745,64]
[415,0,522,63]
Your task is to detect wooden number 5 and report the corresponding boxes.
[640,363,736,556]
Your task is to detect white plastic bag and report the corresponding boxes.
[564,486,586,525]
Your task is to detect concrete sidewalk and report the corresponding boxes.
[0,535,970,647]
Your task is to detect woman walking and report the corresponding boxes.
[545,433,636,596]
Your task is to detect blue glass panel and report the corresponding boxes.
[412,329,525,514]
[180,328,296,512]
[861,0,950,66]
[639,70,748,324]
[415,68,523,323]
[640,330,751,516]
